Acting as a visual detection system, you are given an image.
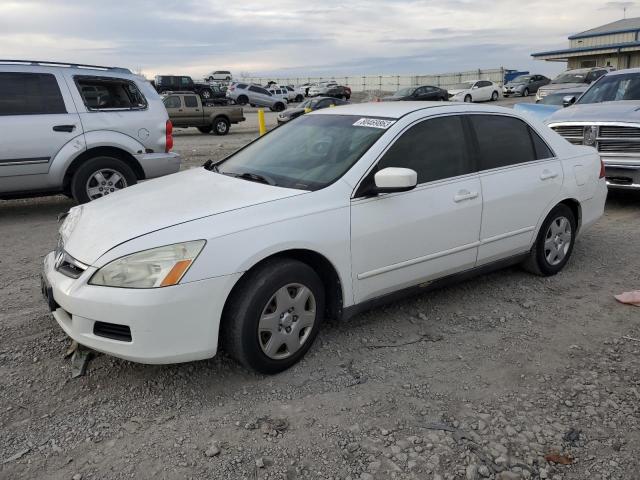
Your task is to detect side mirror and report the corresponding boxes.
[562,95,576,107]
[374,167,417,193]
[472,85,479,89]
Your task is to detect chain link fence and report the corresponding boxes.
[241,68,506,97]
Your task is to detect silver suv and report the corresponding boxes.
[0,60,181,203]
[226,82,287,111]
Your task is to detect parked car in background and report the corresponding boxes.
[382,85,448,102]
[43,102,606,374]
[514,87,588,122]
[163,93,245,135]
[277,96,348,124]
[308,81,338,97]
[449,80,500,102]
[226,83,287,111]
[503,74,550,97]
[205,70,233,82]
[536,67,612,102]
[0,60,180,204]
[547,68,640,190]
[324,85,351,100]
[153,75,215,99]
[267,86,291,103]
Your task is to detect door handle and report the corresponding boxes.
[540,170,558,180]
[454,190,479,202]
[178,109,183,112]
[52,125,75,133]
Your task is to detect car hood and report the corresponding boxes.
[63,168,304,264]
[546,100,640,124]
[281,108,305,117]
[542,82,585,92]
[381,96,404,101]
[514,103,561,122]
[505,82,525,87]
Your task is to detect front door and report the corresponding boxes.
[350,115,482,303]
[467,114,563,264]
[163,95,188,127]
[0,71,82,181]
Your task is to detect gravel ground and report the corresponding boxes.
[1,96,639,480]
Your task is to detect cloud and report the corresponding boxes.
[0,0,634,80]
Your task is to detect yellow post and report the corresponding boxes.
[329,104,336,108]
[258,108,266,136]
[304,107,312,114]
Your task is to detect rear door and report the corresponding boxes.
[0,70,82,182]
[468,114,563,264]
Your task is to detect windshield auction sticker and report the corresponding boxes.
[353,118,396,129]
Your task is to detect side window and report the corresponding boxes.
[479,81,492,88]
[0,72,66,115]
[249,86,269,94]
[377,115,473,184]
[180,77,191,86]
[469,115,535,170]
[163,96,181,109]
[184,96,198,108]
[530,128,555,159]
[236,83,247,89]
[75,77,147,110]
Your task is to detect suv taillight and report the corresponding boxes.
[165,120,173,153]
[599,158,606,179]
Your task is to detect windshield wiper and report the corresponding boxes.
[221,171,276,186]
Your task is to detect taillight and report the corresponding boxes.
[165,120,173,153]
[599,158,606,179]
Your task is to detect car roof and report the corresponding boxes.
[311,101,513,119]
[604,67,640,76]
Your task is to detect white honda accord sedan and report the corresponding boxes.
[42,102,607,373]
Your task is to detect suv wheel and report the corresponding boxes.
[221,258,324,374]
[201,89,212,99]
[522,88,529,97]
[491,91,499,101]
[522,204,576,276]
[237,95,249,105]
[213,117,230,136]
[71,156,137,204]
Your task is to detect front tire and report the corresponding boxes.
[522,204,576,276]
[491,91,499,101]
[213,117,230,135]
[464,94,472,103]
[70,156,137,204]
[522,88,529,97]
[221,259,325,374]
[295,94,304,102]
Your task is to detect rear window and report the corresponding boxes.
[184,96,198,107]
[0,72,66,116]
[75,77,147,111]
[236,83,247,89]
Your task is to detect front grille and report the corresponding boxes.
[598,140,640,153]
[551,125,584,138]
[93,321,132,342]
[599,126,640,138]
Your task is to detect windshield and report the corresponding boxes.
[393,87,415,97]
[577,73,640,104]
[299,98,320,109]
[452,82,474,90]
[215,115,387,191]
[512,75,531,83]
[540,91,582,105]
[552,71,587,84]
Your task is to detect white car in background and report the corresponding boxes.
[43,102,606,374]
[308,81,338,97]
[449,80,501,102]
[267,86,290,104]
[206,70,233,82]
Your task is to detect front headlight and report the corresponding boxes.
[89,240,206,289]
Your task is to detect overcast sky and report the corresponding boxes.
[0,0,635,80]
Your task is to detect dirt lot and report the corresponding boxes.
[1,98,639,480]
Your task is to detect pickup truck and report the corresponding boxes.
[163,93,245,135]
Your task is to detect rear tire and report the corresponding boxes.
[221,259,325,374]
[237,95,249,105]
[200,89,212,99]
[198,126,212,134]
[70,156,137,204]
[213,117,230,135]
[295,94,304,102]
[522,204,576,276]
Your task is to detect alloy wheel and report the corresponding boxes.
[85,169,127,200]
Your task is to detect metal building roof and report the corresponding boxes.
[569,17,640,40]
